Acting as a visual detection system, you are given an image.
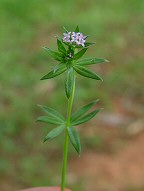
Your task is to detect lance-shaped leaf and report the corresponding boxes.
[44,125,66,142]
[68,126,81,155]
[74,48,88,60]
[36,116,64,125]
[38,105,65,122]
[73,65,103,81]
[84,42,96,47]
[71,99,99,122]
[57,38,66,54]
[41,64,66,80]
[75,26,80,33]
[75,58,109,66]
[65,67,74,99]
[71,109,102,126]
[63,26,68,33]
[54,62,66,73]
[43,47,62,61]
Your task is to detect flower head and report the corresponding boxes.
[63,31,87,47]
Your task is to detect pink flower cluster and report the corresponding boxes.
[63,32,87,47]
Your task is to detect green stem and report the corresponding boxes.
[61,74,75,191]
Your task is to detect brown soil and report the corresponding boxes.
[70,133,144,191]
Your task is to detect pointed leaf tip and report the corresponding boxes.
[42,46,62,61]
[43,125,66,142]
[68,126,81,155]
[38,105,65,121]
[75,26,80,33]
[73,65,103,81]
[63,26,69,33]
[105,59,110,62]
[84,42,96,47]
[40,65,67,80]
[71,108,102,126]
[36,116,64,125]
[71,99,99,122]
[75,57,107,66]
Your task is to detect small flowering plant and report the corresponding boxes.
[37,26,108,191]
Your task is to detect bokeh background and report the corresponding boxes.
[0,0,144,191]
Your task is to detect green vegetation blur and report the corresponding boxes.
[0,0,144,190]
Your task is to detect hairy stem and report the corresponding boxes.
[61,73,75,191]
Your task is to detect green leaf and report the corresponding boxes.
[74,48,88,60]
[84,42,96,47]
[57,38,66,54]
[43,47,62,61]
[71,99,99,122]
[71,109,101,126]
[54,62,66,73]
[65,67,74,99]
[38,105,65,122]
[36,116,64,125]
[40,64,66,80]
[75,26,80,33]
[75,45,84,49]
[68,126,81,155]
[44,125,66,142]
[63,26,68,33]
[75,58,109,66]
[73,65,103,81]
[63,41,70,46]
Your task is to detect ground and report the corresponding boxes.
[70,132,144,191]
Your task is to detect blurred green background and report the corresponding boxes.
[0,0,144,191]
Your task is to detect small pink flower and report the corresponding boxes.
[63,31,87,47]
